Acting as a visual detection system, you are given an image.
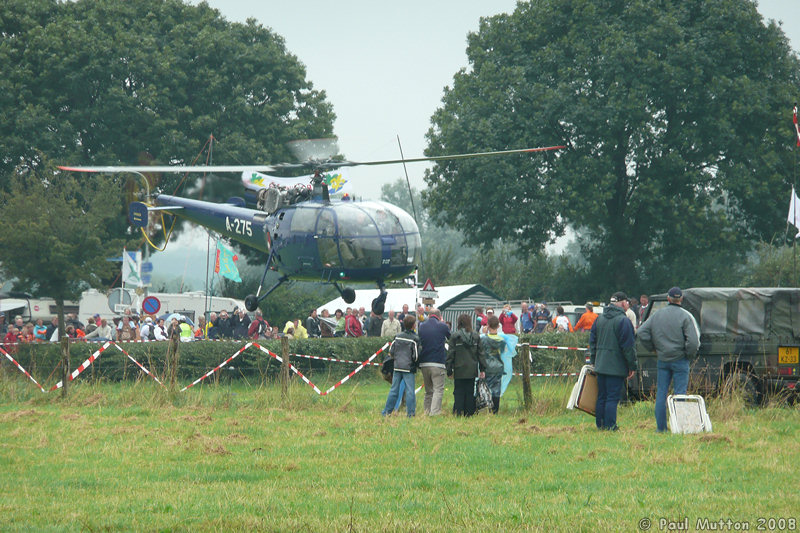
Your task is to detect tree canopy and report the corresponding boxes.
[0,165,126,303]
[423,0,800,297]
[1,0,335,200]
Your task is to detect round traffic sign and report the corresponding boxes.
[142,296,161,316]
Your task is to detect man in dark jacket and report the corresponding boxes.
[637,286,700,432]
[417,307,450,416]
[382,315,420,417]
[589,291,637,430]
[216,310,233,338]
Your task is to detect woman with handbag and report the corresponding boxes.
[446,314,488,416]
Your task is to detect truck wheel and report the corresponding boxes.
[725,371,760,405]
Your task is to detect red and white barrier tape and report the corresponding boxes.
[181,342,253,392]
[289,352,382,366]
[522,343,587,351]
[108,343,166,388]
[50,341,112,391]
[0,346,46,392]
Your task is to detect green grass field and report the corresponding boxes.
[0,371,798,532]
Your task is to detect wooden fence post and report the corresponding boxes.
[521,344,532,410]
[60,337,70,398]
[281,336,290,401]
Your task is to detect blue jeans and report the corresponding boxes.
[382,371,416,417]
[596,374,625,430]
[655,358,690,432]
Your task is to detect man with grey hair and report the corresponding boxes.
[417,307,451,415]
[381,309,402,337]
[637,286,700,432]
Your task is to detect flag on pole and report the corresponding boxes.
[215,241,242,282]
[788,187,800,237]
[121,248,143,286]
[794,105,800,147]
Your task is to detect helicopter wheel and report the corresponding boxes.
[342,288,356,304]
[244,295,260,312]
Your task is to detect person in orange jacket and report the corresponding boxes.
[573,303,598,332]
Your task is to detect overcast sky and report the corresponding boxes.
[158,0,800,288]
[194,0,800,200]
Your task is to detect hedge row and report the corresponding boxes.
[1,332,589,386]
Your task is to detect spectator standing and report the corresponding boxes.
[206,312,218,339]
[178,317,193,342]
[19,323,35,343]
[232,309,251,339]
[573,304,598,332]
[481,316,507,414]
[293,319,308,339]
[589,291,637,431]
[306,309,321,338]
[154,319,168,340]
[481,307,495,334]
[194,316,207,340]
[381,309,402,338]
[367,311,384,337]
[417,307,450,416]
[553,306,574,332]
[334,309,346,337]
[398,304,411,322]
[216,310,233,338]
[638,294,650,326]
[474,306,488,332]
[4,327,20,354]
[0,312,6,336]
[140,317,156,341]
[499,304,518,334]
[446,314,486,417]
[85,319,113,341]
[84,317,97,335]
[345,309,363,337]
[116,315,139,341]
[625,299,638,331]
[45,316,58,340]
[381,315,420,417]
[33,319,48,341]
[520,302,535,334]
[248,310,270,340]
[535,303,552,333]
[636,287,700,433]
[319,309,334,338]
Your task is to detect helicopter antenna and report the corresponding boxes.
[397,135,425,280]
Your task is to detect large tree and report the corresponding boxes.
[0,0,335,221]
[424,0,800,295]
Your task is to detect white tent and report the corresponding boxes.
[317,284,503,326]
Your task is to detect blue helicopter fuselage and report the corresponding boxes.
[155,194,421,283]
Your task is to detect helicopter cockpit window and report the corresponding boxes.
[290,206,321,233]
[316,208,339,267]
[336,204,380,268]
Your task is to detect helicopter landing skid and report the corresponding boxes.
[244,275,288,312]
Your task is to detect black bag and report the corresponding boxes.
[381,357,394,383]
[475,378,492,411]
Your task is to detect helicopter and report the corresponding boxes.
[59,139,564,315]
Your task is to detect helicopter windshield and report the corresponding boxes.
[299,201,420,271]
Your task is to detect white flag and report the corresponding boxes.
[122,248,143,286]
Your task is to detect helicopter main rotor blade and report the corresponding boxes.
[57,164,279,174]
[339,144,566,167]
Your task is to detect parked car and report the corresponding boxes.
[631,287,800,401]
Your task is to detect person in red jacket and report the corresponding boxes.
[345,308,363,337]
[498,304,518,334]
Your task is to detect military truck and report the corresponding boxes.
[631,287,800,401]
